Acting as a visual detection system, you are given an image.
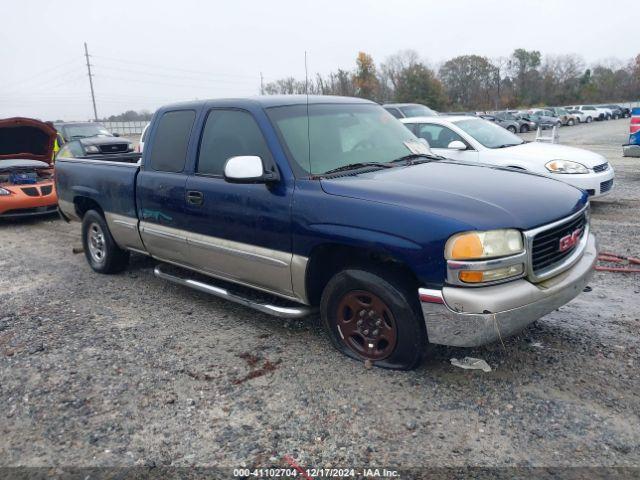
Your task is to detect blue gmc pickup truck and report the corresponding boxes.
[56,96,596,369]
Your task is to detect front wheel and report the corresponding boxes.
[507,125,517,133]
[568,119,575,126]
[520,124,529,133]
[82,210,130,274]
[320,269,427,370]
[586,116,593,123]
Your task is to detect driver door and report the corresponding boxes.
[410,123,479,162]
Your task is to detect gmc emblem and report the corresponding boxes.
[559,227,582,252]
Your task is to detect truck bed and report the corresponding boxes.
[55,156,140,222]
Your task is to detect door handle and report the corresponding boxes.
[186,190,204,206]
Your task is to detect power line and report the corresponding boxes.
[92,54,266,80]
[93,63,259,85]
[0,58,81,90]
[96,73,257,92]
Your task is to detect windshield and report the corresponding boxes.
[64,124,112,139]
[399,104,437,117]
[267,103,424,175]
[454,118,524,149]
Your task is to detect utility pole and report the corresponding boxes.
[260,72,264,95]
[84,42,98,121]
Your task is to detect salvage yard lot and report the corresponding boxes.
[1,120,639,469]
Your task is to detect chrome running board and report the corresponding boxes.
[153,264,314,319]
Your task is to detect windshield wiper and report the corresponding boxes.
[391,153,444,164]
[322,162,394,175]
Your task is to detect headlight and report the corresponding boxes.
[0,187,12,196]
[85,145,100,154]
[445,229,524,260]
[545,160,588,174]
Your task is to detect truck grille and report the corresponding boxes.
[592,162,609,173]
[531,211,587,274]
[600,179,613,193]
[41,185,53,196]
[98,143,128,154]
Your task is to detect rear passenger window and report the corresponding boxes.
[148,110,195,172]
[197,109,272,176]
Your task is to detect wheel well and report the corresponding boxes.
[74,196,104,219]
[304,244,420,306]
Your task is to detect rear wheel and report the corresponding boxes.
[507,125,517,133]
[320,269,427,370]
[586,116,593,123]
[567,119,575,126]
[82,210,129,274]
[520,124,529,133]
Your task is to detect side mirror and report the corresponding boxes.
[447,140,467,151]
[223,155,279,184]
[112,132,120,137]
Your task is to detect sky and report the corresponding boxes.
[1,0,638,121]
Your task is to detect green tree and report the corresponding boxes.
[395,63,446,110]
[508,48,542,104]
[439,55,497,110]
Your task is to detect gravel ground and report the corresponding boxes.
[1,119,639,475]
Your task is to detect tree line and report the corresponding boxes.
[263,49,640,111]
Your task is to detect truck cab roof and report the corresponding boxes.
[160,95,375,111]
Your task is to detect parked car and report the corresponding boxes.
[571,105,608,121]
[0,117,58,218]
[401,115,614,198]
[382,103,437,118]
[526,109,561,129]
[56,136,134,159]
[597,105,623,119]
[511,113,538,132]
[546,107,577,126]
[56,96,596,369]
[601,104,631,118]
[567,109,590,123]
[479,114,519,133]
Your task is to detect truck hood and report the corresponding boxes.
[320,161,588,231]
[498,141,606,168]
[79,136,130,147]
[0,117,57,165]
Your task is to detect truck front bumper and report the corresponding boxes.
[419,233,597,347]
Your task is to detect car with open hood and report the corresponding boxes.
[0,117,58,218]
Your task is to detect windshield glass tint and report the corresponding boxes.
[65,124,111,138]
[399,105,437,117]
[454,118,524,148]
[267,103,419,175]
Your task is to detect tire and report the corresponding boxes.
[567,119,575,126]
[520,124,529,133]
[507,125,517,133]
[586,116,593,123]
[82,210,130,274]
[320,269,427,370]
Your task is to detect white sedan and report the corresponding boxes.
[401,116,614,198]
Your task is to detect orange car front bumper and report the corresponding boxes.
[0,181,58,218]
